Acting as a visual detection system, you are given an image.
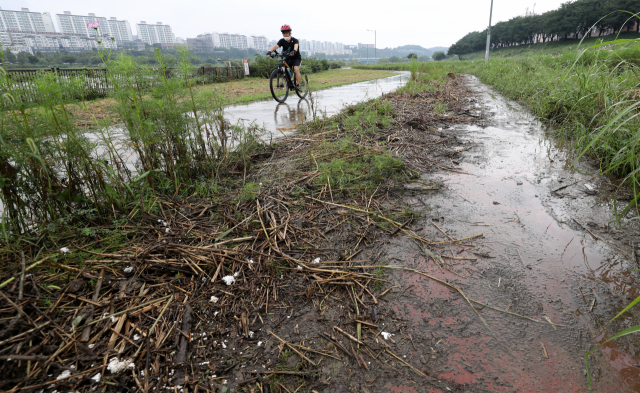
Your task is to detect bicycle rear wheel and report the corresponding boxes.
[270,69,289,103]
[296,73,309,99]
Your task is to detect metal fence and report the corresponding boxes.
[5,66,246,103]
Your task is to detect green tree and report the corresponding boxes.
[60,54,77,64]
[17,51,29,65]
[389,56,400,63]
[432,51,446,61]
[27,55,39,65]
[407,53,418,59]
[3,49,16,63]
[417,55,431,62]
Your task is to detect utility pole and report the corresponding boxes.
[485,0,494,63]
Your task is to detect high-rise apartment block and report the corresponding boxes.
[0,7,55,33]
[136,22,174,45]
[250,35,268,51]
[210,32,248,50]
[0,8,117,53]
[56,11,133,42]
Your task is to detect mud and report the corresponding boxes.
[380,76,640,392]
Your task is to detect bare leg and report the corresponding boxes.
[294,66,301,84]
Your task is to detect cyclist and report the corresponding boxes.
[266,24,302,88]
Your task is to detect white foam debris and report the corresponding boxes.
[214,311,219,316]
[233,272,240,277]
[381,332,394,340]
[221,342,227,349]
[210,296,219,303]
[312,257,320,264]
[200,361,210,365]
[88,344,95,349]
[60,247,71,254]
[107,358,134,374]
[249,331,254,338]
[165,228,170,233]
[56,370,71,380]
[133,334,141,341]
[257,341,263,346]
[248,259,254,264]
[297,265,303,270]
[91,373,101,382]
[124,266,133,273]
[221,276,235,286]
[110,316,116,323]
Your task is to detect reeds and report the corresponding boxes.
[0,47,262,240]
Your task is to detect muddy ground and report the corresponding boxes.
[242,75,640,392]
[2,74,639,393]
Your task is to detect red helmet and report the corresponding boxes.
[280,24,292,32]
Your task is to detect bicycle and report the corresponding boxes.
[269,51,309,103]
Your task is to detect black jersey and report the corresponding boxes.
[277,37,302,60]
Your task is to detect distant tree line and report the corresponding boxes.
[448,0,640,56]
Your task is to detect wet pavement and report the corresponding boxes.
[386,76,640,392]
[225,71,409,137]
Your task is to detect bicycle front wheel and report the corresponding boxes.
[296,73,309,99]
[270,69,289,103]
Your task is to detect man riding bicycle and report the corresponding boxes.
[266,24,301,88]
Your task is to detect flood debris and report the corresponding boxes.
[0,73,566,392]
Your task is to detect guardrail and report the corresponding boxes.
[4,66,246,103]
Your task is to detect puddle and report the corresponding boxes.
[225,72,409,137]
[389,76,640,392]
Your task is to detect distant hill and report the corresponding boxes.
[427,46,449,54]
[348,44,449,59]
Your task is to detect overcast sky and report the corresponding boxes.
[2,0,568,48]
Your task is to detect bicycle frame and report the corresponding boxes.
[278,58,295,88]
[278,53,296,90]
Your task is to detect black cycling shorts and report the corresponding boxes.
[288,58,302,67]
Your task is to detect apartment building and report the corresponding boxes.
[136,22,174,45]
[56,11,133,42]
[210,32,248,50]
[249,35,268,51]
[0,7,55,33]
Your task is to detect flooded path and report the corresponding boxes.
[225,71,409,136]
[385,76,640,392]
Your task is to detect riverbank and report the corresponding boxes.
[2,58,640,392]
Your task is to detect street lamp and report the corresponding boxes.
[485,0,494,63]
[367,29,376,63]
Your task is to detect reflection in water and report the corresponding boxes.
[225,72,409,137]
[273,100,310,131]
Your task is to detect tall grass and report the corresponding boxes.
[0,47,263,238]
